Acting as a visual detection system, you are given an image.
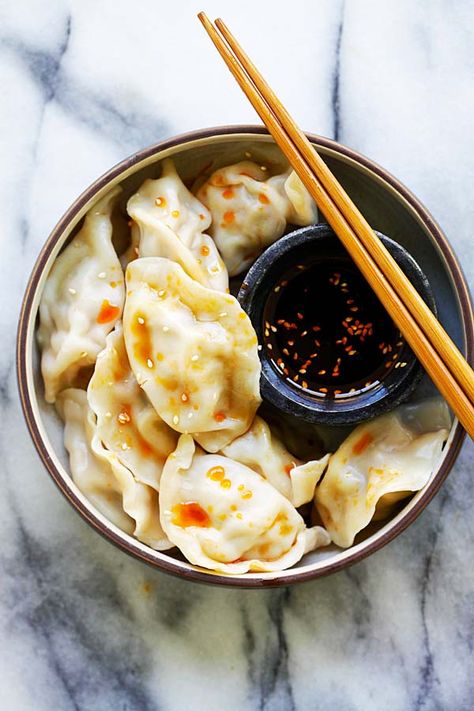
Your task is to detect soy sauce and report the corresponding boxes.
[263,259,406,398]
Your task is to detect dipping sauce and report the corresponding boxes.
[263,259,406,398]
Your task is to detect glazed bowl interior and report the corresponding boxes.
[18,127,472,587]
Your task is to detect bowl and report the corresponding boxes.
[17,126,473,587]
[238,224,436,426]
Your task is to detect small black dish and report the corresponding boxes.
[238,224,436,425]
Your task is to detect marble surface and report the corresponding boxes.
[2,0,474,708]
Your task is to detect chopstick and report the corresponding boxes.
[198,12,474,439]
[214,17,474,408]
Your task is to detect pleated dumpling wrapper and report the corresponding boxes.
[314,399,451,548]
[87,324,178,491]
[125,158,228,292]
[221,416,329,507]
[56,389,171,550]
[123,257,262,452]
[38,187,125,402]
[159,435,330,573]
[196,161,317,276]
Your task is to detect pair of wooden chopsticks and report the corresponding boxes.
[198,12,474,440]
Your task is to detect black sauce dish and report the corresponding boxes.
[238,224,436,426]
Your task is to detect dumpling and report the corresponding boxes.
[38,187,125,402]
[57,389,171,549]
[56,388,134,533]
[123,257,262,452]
[314,399,450,548]
[126,158,228,291]
[221,416,329,507]
[195,161,317,276]
[87,324,178,491]
[159,435,330,573]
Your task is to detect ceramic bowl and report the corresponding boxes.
[239,224,436,426]
[17,126,473,587]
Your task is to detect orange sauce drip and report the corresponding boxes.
[171,210,180,218]
[352,432,374,455]
[222,188,234,199]
[214,411,226,422]
[172,502,211,528]
[207,465,225,481]
[212,174,224,186]
[97,300,120,324]
[220,479,231,489]
[200,244,210,257]
[258,192,270,204]
[223,211,235,224]
[155,196,166,207]
[284,462,296,476]
[199,213,206,220]
[131,314,153,368]
[136,434,154,457]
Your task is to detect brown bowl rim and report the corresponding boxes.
[16,124,474,588]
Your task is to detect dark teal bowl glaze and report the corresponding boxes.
[238,224,436,426]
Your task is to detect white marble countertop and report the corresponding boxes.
[2,1,474,708]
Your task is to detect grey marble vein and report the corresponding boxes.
[2,0,474,709]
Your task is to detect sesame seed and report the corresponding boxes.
[191,354,199,362]
[173,415,179,425]
[98,272,106,279]
[162,326,169,332]
[68,287,77,295]
[138,317,145,324]
[219,312,227,317]
[147,358,154,368]
[121,443,130,450]
[80,351,88,358]
[158,289,166,297]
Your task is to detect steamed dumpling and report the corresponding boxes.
[87,325,178,491]
[159,435,330,573]
[38,187,125,402]
[314,399,450,548]
[126,159,228,291]
[57,389,171,550]
[195,161,317,276]
[123,257,262,452]
[221,416,329,507]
